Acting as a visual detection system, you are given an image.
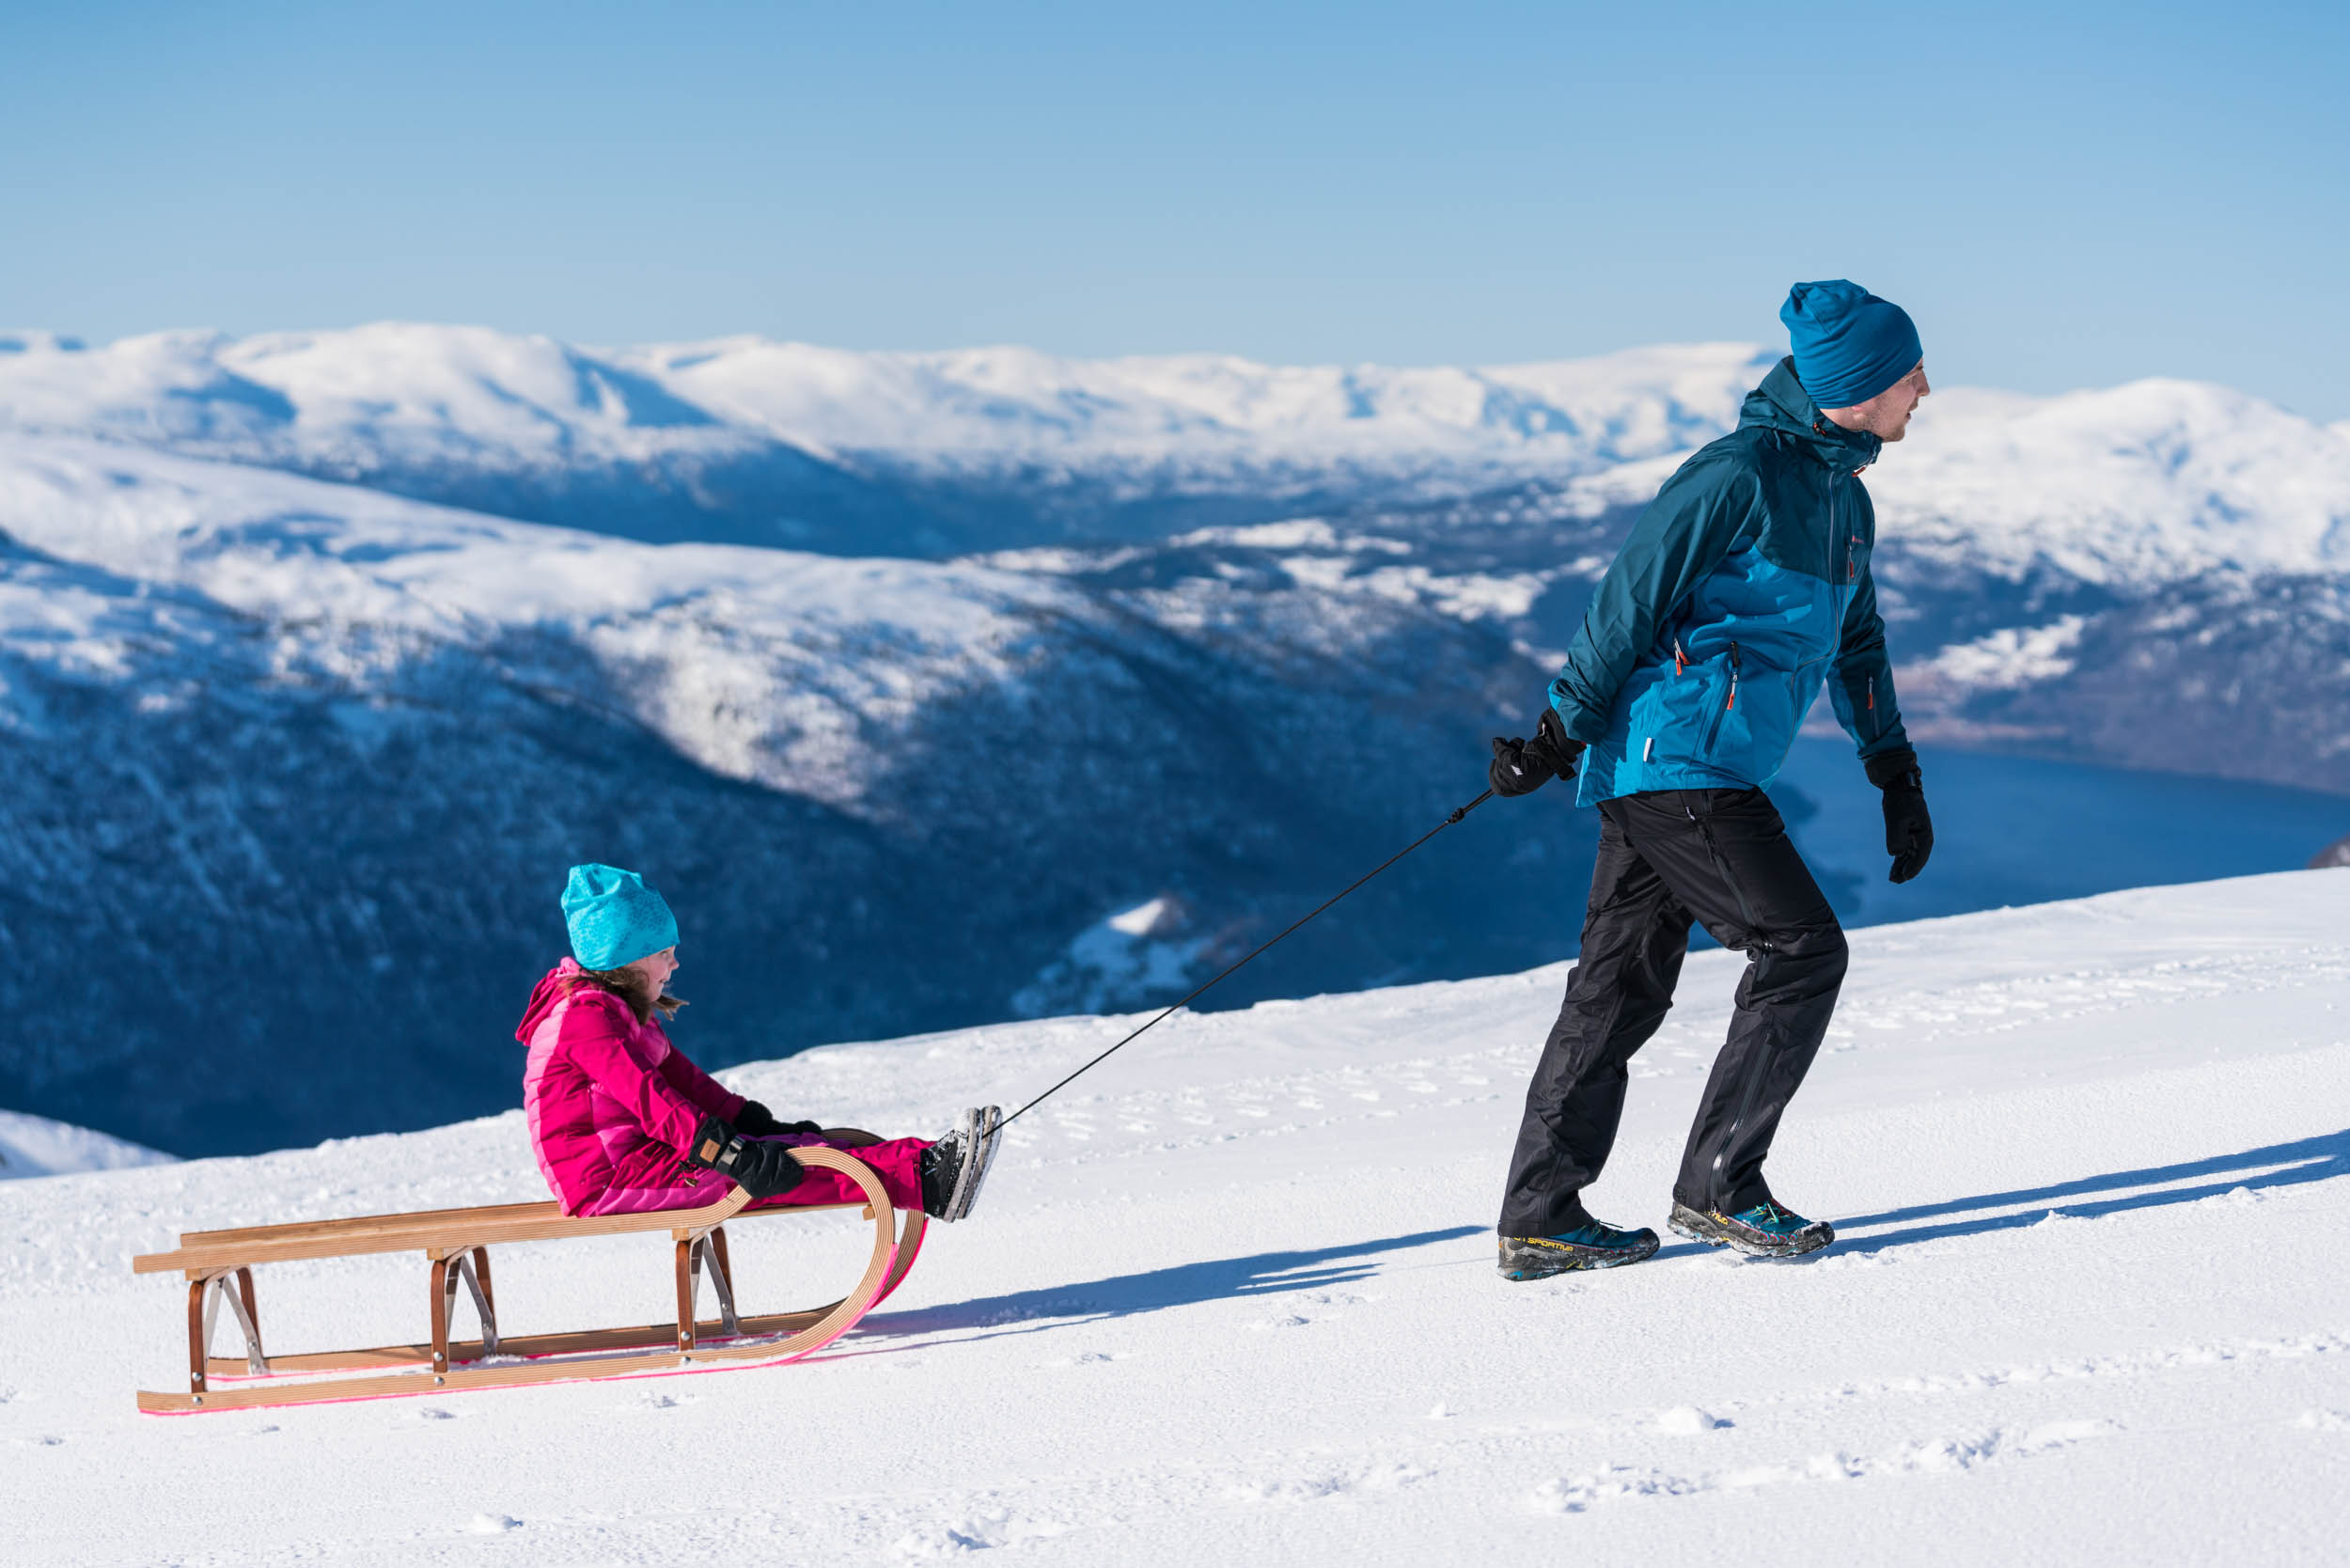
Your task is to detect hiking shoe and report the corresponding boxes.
[920,1105,1003,1223]
[1497,1221,1661,1280]
[1668,1200,1834,1258]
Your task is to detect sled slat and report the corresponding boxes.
[136,1188,886,1274]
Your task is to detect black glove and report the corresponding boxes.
[732,1100,822,1138]
[1489,707,1585,797]
[1866,747,1934,884]
[684,1114,807,1200]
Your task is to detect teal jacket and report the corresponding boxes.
[1550,357,1910,806]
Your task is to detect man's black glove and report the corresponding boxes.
[1489,707,1585,797]
[1866,747,1934,884]
[684,1114,807,1200]
[732,1100,822,1138]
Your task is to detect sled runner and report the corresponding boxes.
[129,1146,923,1414]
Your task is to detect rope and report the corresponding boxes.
[995,790,1495,1130]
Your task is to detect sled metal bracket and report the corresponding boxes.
[427,1247,498,1376]
[186,1267,265,1393]
[674,1226,741,1354]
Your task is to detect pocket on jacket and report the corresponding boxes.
[1633,664,1724,768]
[1709,665,1799,776]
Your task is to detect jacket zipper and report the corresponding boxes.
[1700,641,1739,751]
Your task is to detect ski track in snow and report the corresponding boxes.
[3,870,2348,1564]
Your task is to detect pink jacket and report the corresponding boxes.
[518,960,747,1216]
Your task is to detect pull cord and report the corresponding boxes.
[995,790,1496,1131]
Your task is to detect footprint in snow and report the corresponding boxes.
[1653,1406,1729,1435]
[1230,1464,1431,1503]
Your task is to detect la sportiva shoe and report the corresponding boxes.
[1497,1220,1662,1280]
[1668,1200,1834,1258]
[920,1106,1004,1223]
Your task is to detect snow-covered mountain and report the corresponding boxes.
[0,327,1775,551]
[3,326,2345,1158]
[5,872,2347,1563]
[0,1107,171,1180]
[0,434,1574,1155]
[10,323,2344,575]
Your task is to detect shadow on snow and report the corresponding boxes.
[1653,1127,2350,1262]
[838,1131,2347,1345]
[857,1224,1486,1343]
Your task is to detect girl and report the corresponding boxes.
[517,863,999,1223]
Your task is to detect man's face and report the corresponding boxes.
[1830,362,1931,442]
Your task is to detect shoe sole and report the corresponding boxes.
[1497,1231,1661,1281]
[956,1105,1004,1221]
[937,1107,983,1222]
[1668,1202,1834,1259]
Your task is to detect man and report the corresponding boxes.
[1487,279,1935,1278]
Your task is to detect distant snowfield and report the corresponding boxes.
[0,1109,171,1181]
[6,324,2347,578]
[4,870,2345,1564]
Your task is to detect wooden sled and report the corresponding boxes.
[130,1147,925,1414]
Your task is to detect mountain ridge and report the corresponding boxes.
[3,327,2344,1156]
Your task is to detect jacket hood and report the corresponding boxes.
[516,958,588,1045]
[1739,356,1884,472]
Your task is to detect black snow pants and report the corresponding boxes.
[1497,787,1848,1236]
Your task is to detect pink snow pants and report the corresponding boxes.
[745,1133,930,1215]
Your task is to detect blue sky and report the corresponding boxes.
[4,2,2343,416]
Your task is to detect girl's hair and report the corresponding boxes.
[564,964,686,1024]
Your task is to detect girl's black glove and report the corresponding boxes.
[1489,708,1584,797]
[733,1100,821,1138]
[1866,747,1934,884]
[685,1115,807,1200]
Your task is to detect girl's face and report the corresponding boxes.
[632,946,680,992]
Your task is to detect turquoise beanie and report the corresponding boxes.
[560,864,679,970]
[1780,280,1922,410]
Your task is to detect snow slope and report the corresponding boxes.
[3,870,2345,1563]
[0,1110,170,1181]
[0,431,1083,808]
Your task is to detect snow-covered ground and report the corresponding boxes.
[0,1109,171,1181]
[4,870,2345,1563]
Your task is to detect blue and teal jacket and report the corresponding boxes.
[1550,357,1911,806]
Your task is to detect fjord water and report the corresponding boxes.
[1764,740,2348,931]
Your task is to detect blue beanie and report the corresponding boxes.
[560,863,679,970]
[1780,280,1922,410]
